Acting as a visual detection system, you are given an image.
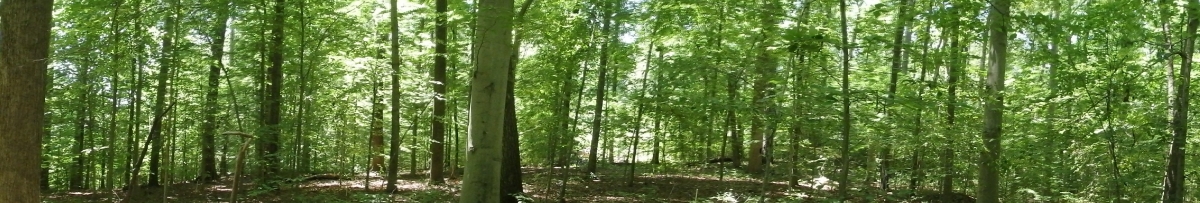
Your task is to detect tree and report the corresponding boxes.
[0,0,54,201]
[459,0,513,201]
[429,0,449,184]
[501,0,537,202]
[978,0,1010,201]
[586,0,615,174]
[199,0,231,183]
[747,0,780,175]
[1162,0,1197,202]
[880,0,912,192]
[260,0,286,186]
[387,0,403,192]
[147,1,179,187]
[837,0,852,200]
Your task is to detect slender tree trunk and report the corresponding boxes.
[908,20,932,190]
[371,80,385,173]
[0,0,54,201]
[1163,0,1197,202]
[459,0,514,201]
[409,111,421,175]
[293,0,310,174]
[880,0,911,193]
[837,0,853,200]
[147,5,179,187]
[726,74,742,168]
[386,0,403,192]
[940,33,963,203]
[71,58,94,190]
[586,0,615,174]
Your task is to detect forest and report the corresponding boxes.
[2,0,1199,202]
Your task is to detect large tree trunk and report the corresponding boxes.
[199,0,231,183]
[1163,0,1197,202]
[430,0,450,185]
[978,0,1010,201]
[0,0,54,201]
[500,1,536,202]
[748,0,780,175]
[458,0,513,201]
[837,0,853,200]
[260,0,286,185]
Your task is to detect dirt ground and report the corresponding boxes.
[43,163,972,202]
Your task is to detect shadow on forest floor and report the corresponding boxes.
[42,164,973,202]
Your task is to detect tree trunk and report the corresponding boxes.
[978,0,1010,201]
[727,74,742,168]
[1163,0,1197,202]
[71,58,93,190]
[500,1,536,201]
[940,32,962,203]
[586,0,614,174]
[837,0,853,200]
[386,0,403,192]
[0,0,54,201]
[199,0,230,183]
[148,5,178,187]
[429,0,450,185]
[459,0,513,201]
[371,80,385,173]
[880,0,911,193]
[748,0,780,175]
[260,0,286,186]
[908,20,932,191]
[500,63,522,202]
[293,0,310,174]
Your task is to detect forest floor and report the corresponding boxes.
[42,163,972,202]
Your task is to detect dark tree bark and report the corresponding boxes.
[430,0,449,185]
[148,5,179,187]
[259,0,286,186]
[71,56,94,190]
[0,0,54,201]
[586,0,614,174]
[500,0,536,202]
[199,0,231,183]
